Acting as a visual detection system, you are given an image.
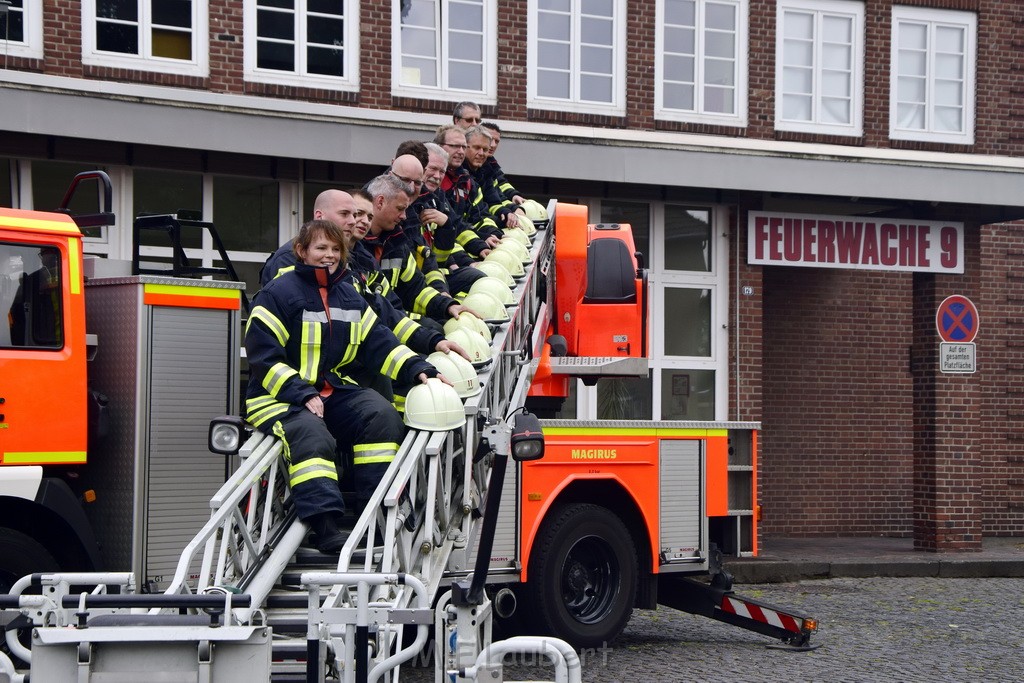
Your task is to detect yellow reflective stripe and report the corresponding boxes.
[353,441,398,465]
[273,264,295,280]
[247,401,290,427]
[299,321,321,383]
[248,306,289,347]
[393,317,419,344]
[400,254,417,283]
[144,283,240,300]
[3,451,87,464]
[264,362,299,396]
[413,286,439,315]
[272,421,290,462]
[424,270,444,285]
[380,345,416,379]
[288,458,338,486]
[357,307,378,342]
[69,237,82,295]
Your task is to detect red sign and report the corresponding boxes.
[936,295,979,343]
[748,211,964,274]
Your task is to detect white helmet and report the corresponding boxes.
[494,239,531,264]
[502,228,531,247]
[404,378,466,431]
[516,214,537,236]
[427,351,481,398]
[470,276,517,306]
[460,290,509,323]
[520,199,548,222]
[445,327,492,367]
[475,260,516,286]
[444,311,493,342]
[485,249,525,278]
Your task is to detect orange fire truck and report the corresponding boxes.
[0,174,814,682]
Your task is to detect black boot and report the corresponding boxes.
[309,513,348,554]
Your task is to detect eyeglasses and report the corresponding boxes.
[460,116,481,124]
[390,170,424,186]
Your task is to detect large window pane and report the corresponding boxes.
[398,0,489,95]
[31,162,101,218]
[0,161,12,208]
[212,176,279,253]
[776,1,862,133]
[133,169,204,248]
[599,201,650,265]
[664,206,711,272]
[664,287,711,356]
[660,368,714,420]
[532,0,621,108]
[891,7,974,142]
[597,376,652,420]
[660,0,742,119]
[0,243,63,349]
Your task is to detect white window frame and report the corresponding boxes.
[774,0,864,137]
[81,0,209,77]
[526,0,627,115]
[391,0,497,104]
[0,0,44,59]
[655,0,748,127]
[889,6,976,145]
[243,0,360,91]
[573,201,730,421]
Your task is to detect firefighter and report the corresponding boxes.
[244,218,439,553]
[433,125,504,259]
[480,121,527,207]
[361,172,473,324]
[462,126,521,230]
[410,142,488,298]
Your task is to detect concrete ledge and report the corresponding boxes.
[726,558,1024,584]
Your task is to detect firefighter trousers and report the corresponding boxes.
[269,387,405,521]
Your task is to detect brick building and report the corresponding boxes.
[2,0,1023,551]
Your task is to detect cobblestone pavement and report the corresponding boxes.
[400,577,1024,682]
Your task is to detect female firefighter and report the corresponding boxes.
[244,219,439,553]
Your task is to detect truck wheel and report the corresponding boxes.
[0,528,59,593]
[527,503,637,648]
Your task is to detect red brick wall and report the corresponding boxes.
[759,266,915,536]
[12,1,1021,157]
[980,222,1024,534]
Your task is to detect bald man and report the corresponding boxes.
[259,190,356,287]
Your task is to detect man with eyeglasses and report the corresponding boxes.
[453,101,482,129]
[462,125,523,230]
[433,124,503,260]
[402,142,488,298]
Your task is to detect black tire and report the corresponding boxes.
[526,503,637,649]
[0,528,59,668]
[0,527,59,593]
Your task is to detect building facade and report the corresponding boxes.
[3,0,1024,550]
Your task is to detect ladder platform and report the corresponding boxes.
[547,356,649,377]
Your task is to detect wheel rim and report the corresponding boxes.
[559,534,619,624]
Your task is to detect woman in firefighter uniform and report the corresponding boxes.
[244,219,438,554]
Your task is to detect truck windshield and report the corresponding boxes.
[0,242,64,349]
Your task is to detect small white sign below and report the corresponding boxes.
[940,343,976,374]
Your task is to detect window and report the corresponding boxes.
[527,0,626,114]
[656,0,747,125]
[244,0,359,90]
[82,0,209,76]
[890,6,975,144]
[0,0,44,59]
[394,0,496,101]
[775,0,863,136]
[0,243,63,349]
